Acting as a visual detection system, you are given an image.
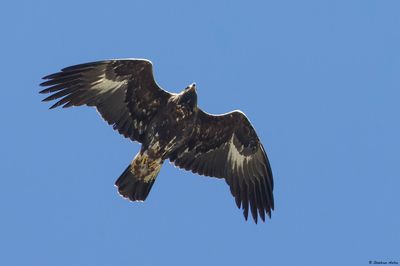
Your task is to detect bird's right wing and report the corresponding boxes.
[169,110,274,223]
[40,59,172,143]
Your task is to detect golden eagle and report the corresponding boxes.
[40,59,274,223]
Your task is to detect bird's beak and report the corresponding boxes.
[189,83,196,92]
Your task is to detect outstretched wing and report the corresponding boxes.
[40,59,171,143]
[169,110,274,223]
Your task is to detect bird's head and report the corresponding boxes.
[179,83,197,109]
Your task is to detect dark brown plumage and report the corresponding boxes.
[40,58,274,223]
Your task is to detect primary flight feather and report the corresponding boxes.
[40,58,274,223]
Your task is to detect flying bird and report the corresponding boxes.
[40,59,274,223]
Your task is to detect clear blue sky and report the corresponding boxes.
[0,0,399,265]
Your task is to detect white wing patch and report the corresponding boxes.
[227,135,248,172]
[91,74,128,94]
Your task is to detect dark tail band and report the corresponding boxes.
[115,164,155,201]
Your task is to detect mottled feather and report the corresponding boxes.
[40,58,274,224]
[40,59,171,142]
[169,110,274,223]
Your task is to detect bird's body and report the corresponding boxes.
[116,87,198,200]
[145,87,198,158]
[40,59,274,223]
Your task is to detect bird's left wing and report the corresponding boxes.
[40,59,172,143]
[169,110,274,223]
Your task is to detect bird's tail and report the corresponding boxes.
[115,152,163,201]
